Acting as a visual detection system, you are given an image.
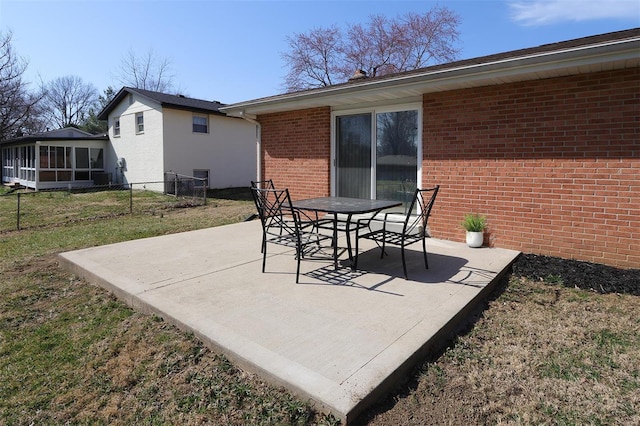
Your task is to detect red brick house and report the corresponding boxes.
[222,29,640,269]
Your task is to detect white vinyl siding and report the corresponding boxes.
[108,92,164,190]
[163,110,256,189]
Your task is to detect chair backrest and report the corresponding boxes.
[250,180,276,215]
[250,187,298,234]
[250,179,275,190]
[403,186,439,236]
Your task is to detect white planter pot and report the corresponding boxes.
[466,231,484,248]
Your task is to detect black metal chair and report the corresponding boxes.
[250,180,279,253]
[251,187,332,283]
[250,179,275,190]
[250,180,331,252]
[354,186,439,279]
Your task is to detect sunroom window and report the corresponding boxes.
[38,145,72,182]
[74,147,104,181]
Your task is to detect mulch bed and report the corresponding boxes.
[512,254,639,296]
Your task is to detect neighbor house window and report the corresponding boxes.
[2,147,15,180]
[114,117,120,136]
[75,147,90,180]
[38,145,73,182]
[193,169,209,188]
[90,148,104,169]
[193,115,208,133]
[74,147,104,181]
[3,146,35,182]
[136,112,144,133]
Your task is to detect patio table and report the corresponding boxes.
[292,197,401,270]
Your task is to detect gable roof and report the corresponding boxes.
[97,87,227,120]
[221,28,640,117]
[1,127,108,146]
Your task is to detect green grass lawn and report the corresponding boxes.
[1,188,638,425]
[0,189,339,425]
[0,188,207,232]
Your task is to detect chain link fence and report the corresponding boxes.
[164,172,207,201]
[0,177,208,232]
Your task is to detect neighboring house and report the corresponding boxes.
[221,28,640,269]
[97,87,256,191]
[1,127,109,190]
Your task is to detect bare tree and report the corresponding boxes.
[40,75,99,129]
[116,48,174,92]
[282,7,461,92]
[0,31,44,140]
[282,25,344,91]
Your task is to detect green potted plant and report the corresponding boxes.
[461,214,486,248]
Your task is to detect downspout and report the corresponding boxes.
[239,111,261,183]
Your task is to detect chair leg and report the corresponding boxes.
[353,232,359,271]
[401,244,408,280]
[296,244,302,283]
[262,248,267,273]
[422,236,429,269]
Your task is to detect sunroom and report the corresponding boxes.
[1,128,109,190]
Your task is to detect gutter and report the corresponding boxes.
[238,111,262,184]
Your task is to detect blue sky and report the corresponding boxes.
[1,0,638,104]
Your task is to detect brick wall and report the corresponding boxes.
[258,68,639,269]
[424,68,639,268]
[259,107,331,199]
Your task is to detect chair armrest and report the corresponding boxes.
[356,210,388,225]
[292,208,333,230]
[294,208,318,223]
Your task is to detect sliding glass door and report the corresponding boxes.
[335,113,372,198]
[375,110,418,205]
[335,106,420,208]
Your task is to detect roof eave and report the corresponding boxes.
[221,35,640,117]
[97,87,131,121]
[1,135,109,146]
[161,103,226,116]
[97,87,227,120]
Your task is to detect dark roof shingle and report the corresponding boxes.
[98,87,227,120]
[1,127,108,145]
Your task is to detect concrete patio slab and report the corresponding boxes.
[58,220,520,424]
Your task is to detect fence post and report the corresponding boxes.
[16,193,21,231]
[129,184,133,215]
[174,173,178,197]
[203,184,207,206]
[163,172,167,195]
